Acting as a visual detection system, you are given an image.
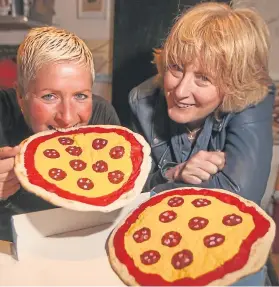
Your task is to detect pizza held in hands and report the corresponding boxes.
[14,125,151,211]
[108,187,276,286]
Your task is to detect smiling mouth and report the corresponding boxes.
[174,101,195,109]
[48,124,79,132]
[173,99,195,109]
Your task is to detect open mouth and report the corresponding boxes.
[48,124,79,132]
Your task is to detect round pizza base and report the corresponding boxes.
[108,187,276,286]
[14,125,152,212]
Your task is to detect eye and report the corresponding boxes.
[170,64,183,72]
[41,94,56,101]
[196,74,210,83]
[75,93,88,100]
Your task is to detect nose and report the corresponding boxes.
[55,101,77,128]
[174,73,194,100]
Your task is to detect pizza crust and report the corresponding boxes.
[14,125,152,212]
[108,187,276,286]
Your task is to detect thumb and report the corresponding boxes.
[173,162,185,181]
[0,146,21,159]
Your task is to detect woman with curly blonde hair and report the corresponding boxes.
[129,2,275,204]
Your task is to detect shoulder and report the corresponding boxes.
[93,94,111,108]
[0,88,17,102]
[91,94,120,125]
[226,84,275,127]
[0,88,19,116]
[128,76,161,107]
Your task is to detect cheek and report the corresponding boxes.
[164,73,175,91]
[77,102,93,123]
[196,89,222,108]
[26,101,53,123]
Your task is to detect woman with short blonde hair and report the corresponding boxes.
[0,26,120,241]
[17,26,95,96]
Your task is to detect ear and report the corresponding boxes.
[15,83,24,111]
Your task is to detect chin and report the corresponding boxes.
[168,110,191,124]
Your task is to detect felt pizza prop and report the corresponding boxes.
[108,187,276,286]
[14,125,151,212]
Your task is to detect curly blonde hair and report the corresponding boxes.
[154,2,271,113]
[17,26,94,96]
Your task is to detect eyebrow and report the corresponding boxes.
[39,89,92,94]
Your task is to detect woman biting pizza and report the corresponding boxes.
[0,26,120,241]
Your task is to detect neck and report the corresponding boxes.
[186,118,205,131]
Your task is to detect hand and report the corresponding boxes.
[165,150,225,185]
[0,146,21,200]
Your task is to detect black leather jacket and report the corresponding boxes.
[129,77,275,205]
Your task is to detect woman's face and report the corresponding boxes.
[17,62,93,133]
[164,63,223,128]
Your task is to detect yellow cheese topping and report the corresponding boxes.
[34,132,133,197]
[124,195,255,282]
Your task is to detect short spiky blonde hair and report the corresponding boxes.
[17,26,94,96]
[154,2,271,113]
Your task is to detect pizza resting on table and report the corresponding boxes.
[14,125,151,211]
[108,187,276,286]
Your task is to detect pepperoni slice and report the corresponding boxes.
[171,249,193,269]
[77,178,94,190]
[69,159,87,171]
[133,227,151,243]
[109,146,125,159]
[58,137,74,145]
[65,146,82,156]
[223,214,243,226]
[192,198,211,207]
[204,233,225,248]
[92,160,108,173]
[108,170,124,184]
[43,149,60,158]
[159,210,177,223]
[48,168,67,181]
[161,231,181,247]
[188,217,209,230]
[92,138,108,150]
[168,196,184,207]
[140,250,160,265]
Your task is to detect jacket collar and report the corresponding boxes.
[150,89,169,147]
[150,88,230,146]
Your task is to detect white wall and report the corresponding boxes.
[262,146,279,212]
[0,0,114,101]
[54,0,113,40]
[232,1,279,211]
[233,0,279,80]
[0,0,114,43]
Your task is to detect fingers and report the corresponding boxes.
[0,183,20,200]
[0,146,21,200]
[198,150,225,170]
[0,176,20,190]
[0,157,15,174]
[191,160,219,175]
[173,150,226,184]
[173,162,186,180]
[179,174,202,185]
[0,146,20,159]
[0,170,17,182]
